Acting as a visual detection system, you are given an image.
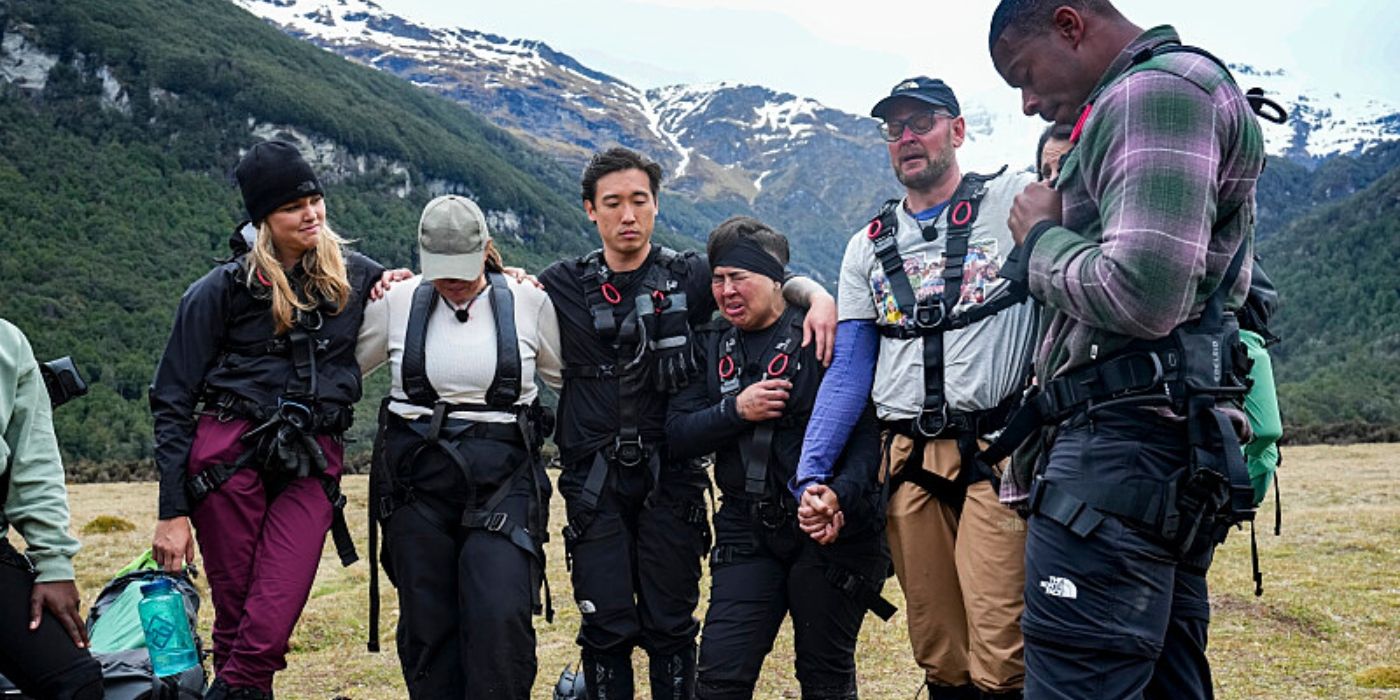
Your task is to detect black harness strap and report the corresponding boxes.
[367,272,553,647]
[461,456,555,622]
[987,239,1256,559]
[565,248,688,541]
[715,309,804,498]
[401,281,439,405]
[367,397,392,652]
[1141,44,1289,124]
[862,170,1021,507]
[867,199,919,317]
[866,169,1007,438]
[824,563,898,622]
[484,272,522,408]
[580,250,622,341]
[402,272,521,409]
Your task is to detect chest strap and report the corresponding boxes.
[866,169,1004,438]
[563,248,688,530]
[401,271,521,411]
[715,309,804,498]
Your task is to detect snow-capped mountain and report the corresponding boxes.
[232,0,1399,274]
[1229,64,1400,162]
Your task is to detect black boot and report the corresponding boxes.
[582,649,635,700]
[206,678,274,700]
[648,645,696,700]
[800,679,858,699]
[979,690,1023,700]
[926,683,978,700]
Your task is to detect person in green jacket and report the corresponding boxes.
[0,319,103,699]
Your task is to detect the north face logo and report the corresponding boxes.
[1039,576,1078,600]
[297,179,318,193]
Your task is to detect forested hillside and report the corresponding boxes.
[1255,141,1400,241]
[1261,165,1400,440]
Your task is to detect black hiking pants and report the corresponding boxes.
[558,452,711,693]
[379,419,546,700]
[1021,410,1216,700]
[0,540,103,700]
[696,500,888,700]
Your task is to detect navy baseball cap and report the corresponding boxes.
[870,77,962,119]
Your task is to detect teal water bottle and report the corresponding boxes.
[138,577,198,676]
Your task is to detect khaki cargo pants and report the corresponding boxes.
[884,434,1026,692]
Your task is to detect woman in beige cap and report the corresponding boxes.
[358,194,564,699]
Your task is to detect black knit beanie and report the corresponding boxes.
[234,141,324,225]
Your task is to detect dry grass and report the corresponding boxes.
[57,444,1399,699]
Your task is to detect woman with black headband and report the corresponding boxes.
[666,216,891,699]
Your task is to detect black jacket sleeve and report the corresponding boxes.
[827,403,884,531]
[665,327,747,461]
[349,251,387,305]
[149,268,230,519]
[686,253,717,326]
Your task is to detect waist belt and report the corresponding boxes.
[204,393,353,434]
[723,493,796,531]
[881,393,1020,508]
[391,410,526,445]
[881,393,1019,442]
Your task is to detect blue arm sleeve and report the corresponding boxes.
[789,319,879,501]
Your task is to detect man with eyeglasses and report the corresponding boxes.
[793,77,1037,700]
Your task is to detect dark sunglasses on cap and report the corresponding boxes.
[878,110,952,142]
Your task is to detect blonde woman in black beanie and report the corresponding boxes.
[149,141,404,700]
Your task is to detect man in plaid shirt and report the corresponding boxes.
[988,0,1264,697]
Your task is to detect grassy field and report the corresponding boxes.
[57,444,1399,699]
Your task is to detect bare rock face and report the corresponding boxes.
[1,27,60,92]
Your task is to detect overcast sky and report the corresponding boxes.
[385,0,1399,116]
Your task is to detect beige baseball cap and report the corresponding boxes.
[418,195,490,281]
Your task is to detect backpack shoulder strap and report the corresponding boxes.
[483,271,522,408]
[401,281,441,406]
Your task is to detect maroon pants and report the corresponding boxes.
[187,415,343,691]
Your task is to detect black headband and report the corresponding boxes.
[711,236,785,283]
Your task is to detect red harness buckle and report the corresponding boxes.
[766,353,789,378]
[951,200,973,227]
[866,218,884,240]
[600,282,621,305]
[718,355,736,380]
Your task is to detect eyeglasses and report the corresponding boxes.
[878,110,951,142]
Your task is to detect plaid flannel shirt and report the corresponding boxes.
[1020,26,1266,381]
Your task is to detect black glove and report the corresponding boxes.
[636,291,697,394]
[244,399,327,479]
[271,424,327,479]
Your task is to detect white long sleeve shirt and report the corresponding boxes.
[357,275,563,423]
